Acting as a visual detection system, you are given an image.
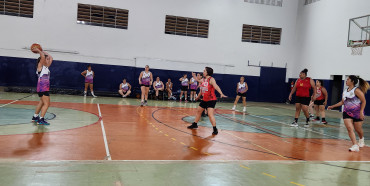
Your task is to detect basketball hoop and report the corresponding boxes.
[349,40,369,55]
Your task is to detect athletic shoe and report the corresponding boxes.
[122,95,126,98]
[321,121,328,125]
[290,121,298,127]
[212,128,218,135]
[140,101,144,107]
[232,106,236,110]
[304,123,309,128]
[37,118,50,125]
[313,119,320,122]
[187,123,198,129]
[144,101,148,106]
[92,95,98,98]
[349,144,360,152]
[309,114,315,118]
[359,138,365,148]
[31,116,40,122]
[84,93,87,97]
[242,107,247,112]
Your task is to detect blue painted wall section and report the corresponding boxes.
[1,56,290,104]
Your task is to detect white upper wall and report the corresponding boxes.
[0,0,300,77]
[294,0,370,80]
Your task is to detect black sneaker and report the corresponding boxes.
[187,123,198,129]
[212,128,218,135]
[31,116,40,122]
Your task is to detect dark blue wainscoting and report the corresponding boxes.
[1,56,288,103]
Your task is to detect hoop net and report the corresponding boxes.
[349,40,369,55]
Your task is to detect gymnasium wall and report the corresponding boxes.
[294,0,370,80]
[0,0,300,78]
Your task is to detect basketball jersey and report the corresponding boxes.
[181,78,189,86]
[155,81,163,88]
[85,70,94,83]
[37,66,50,92]
[296,77,311,97]
[201,77,216,102]
[141,71,151,85]
[316,87,324,100]
[121,83,129,91]
[343,87,363,119]
[190,78,197,89]
[167,82,172,90]
[238,82,246,93]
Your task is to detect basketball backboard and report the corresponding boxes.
[348,15,370,47]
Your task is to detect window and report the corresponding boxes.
[0,0,34,18]
[77,3,129,29]
[304,0,320,5]
[244,0,283,7]
[165,15,209,38]
[242,24,282,45]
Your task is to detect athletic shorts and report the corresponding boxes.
[343,112,363,122]
[190,89,197,92]
[181,86,188,91]
[314,99,325,105]
[38,91,50,97]
[140,84,150,87]
[296,96,311,106]
[237,92,247,97]
[199,100,217,109]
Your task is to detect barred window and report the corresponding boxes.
[242,24,282,45]
[0,0,34,18]
[165,15,209,38]
[244,0,283,7]
[304,0,320,5]
[77,3,129,29]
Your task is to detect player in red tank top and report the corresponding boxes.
[313,80,328,124]
[187,67,227,135]
[288,69,316,127]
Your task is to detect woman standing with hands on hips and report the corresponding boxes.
[328,75,369,152]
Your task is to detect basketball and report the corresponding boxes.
[30,43,43,53]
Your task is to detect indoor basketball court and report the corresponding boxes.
[1,0,370,186]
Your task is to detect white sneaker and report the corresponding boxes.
[232,106,236,110]
[349,144,360,152]
[359,138,365,148]
[290,121,298,127]
[122,95,126,98]
[242,107,246,112]
[304,123,309,128]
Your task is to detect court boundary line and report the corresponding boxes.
[0,94,33,108]
[97,103,112,160]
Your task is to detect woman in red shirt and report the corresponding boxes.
[288,69,316,127]
[313,80,328,124]
[187,67,227,135]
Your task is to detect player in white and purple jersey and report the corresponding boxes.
[153,77,164,100]
[31,48,53,125]
[139,65,153,106]
[329,75,369,152]
[179,74,189,102]
[81,65,97,97]
[118,78,131,98]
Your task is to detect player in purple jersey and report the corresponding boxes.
[31,47,53,125]
[328,75,369,152]
[81,65,97,97]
